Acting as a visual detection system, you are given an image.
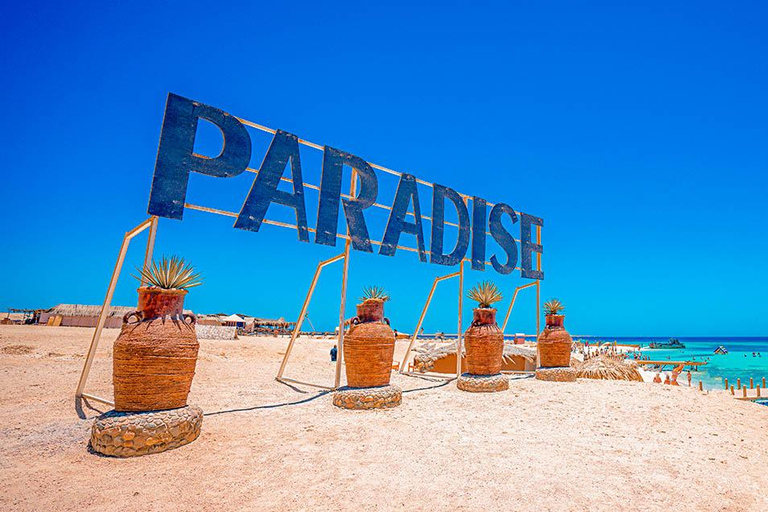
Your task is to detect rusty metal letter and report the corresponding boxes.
[489,203,519,275]
[315,147,378,251]
[380,174,427,262]
[471,197,487,271]
[148,93,251,220]
[430,184,470,266]
[234,130,309,241]
[520,213,544,279]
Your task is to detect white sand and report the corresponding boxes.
[2,325,768,511]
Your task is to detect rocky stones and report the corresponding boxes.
[535,366,577,382]
[332,385,402,410]
[457,373,509,392]
[90,405,202,457]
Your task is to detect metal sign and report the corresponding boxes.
[148,93,544,279]
[75,92,547,404]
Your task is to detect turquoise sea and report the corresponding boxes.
[582,337,768,390]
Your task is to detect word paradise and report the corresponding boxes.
[148,93,544,279]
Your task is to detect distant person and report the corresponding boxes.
[653,373,662,384]
[687,371,692,387]
[330,345,337,362]
[663,374,671,385]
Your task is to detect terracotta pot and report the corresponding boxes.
[545,314,564,328]
[113,287,199,412]
[355,299,384,323]
[344,299,395,388]
[464,308,504,376]
[538,315,572,368]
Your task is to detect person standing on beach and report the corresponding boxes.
[330,345,338,362]
[687,371,692,387]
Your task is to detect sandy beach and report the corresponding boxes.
[2,324,768,511]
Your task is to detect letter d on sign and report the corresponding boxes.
[148,93,252,219]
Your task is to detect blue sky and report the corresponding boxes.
[1,1,766,336]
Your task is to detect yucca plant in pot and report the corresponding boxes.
[544,298,565,328]
[464,281,504,376]
[537,298,572,368]
[344,285,395,388]
[113,256,202,412]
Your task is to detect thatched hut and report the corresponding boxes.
[39,304,135,328]
[250,317,294,335]
[574,355,643,382]
[39,304,196,328]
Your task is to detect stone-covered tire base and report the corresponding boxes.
[332,385,402,410]
[90,405,202,457]
[457,373,509,392]
[535,366,577,382]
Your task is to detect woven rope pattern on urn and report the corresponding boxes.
[464,308,504,376]
[344,299,395,388]
[113,287,199,412]
[538,315,572,368]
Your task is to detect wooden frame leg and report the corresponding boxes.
[75,217,158,407]
[275,253,345,390]
[500,281,537,333]
[399,271,460,374]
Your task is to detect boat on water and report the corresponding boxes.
[648,338,686,349]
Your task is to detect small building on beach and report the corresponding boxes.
[39,304,135,328]
[38,303,195,328]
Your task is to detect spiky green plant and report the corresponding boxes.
[543,298,565,315]
[360,285,390,303]
[134,256,203,290]
[467,281,503,308]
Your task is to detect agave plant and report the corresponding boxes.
[360,285,390,303]
[134,256,203,290]
[467,281,503,308]
[543,298,565,315]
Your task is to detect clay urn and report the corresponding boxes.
[344,296,396,388]
[538,300,572,368]
[464,307,504,375]
[113,287,199,411]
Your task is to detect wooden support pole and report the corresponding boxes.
[724,378,728,390]
[399,271,460,373]
[276,253,345,382]
[763,377,766,388]
[750,377,754,389]
[731,385,735,395]
[76,217,155,400]
[456,259,464,378]
[698,381,703,391]
[737,378,741,389]
[500,281,536,333]
[334,169,357,389]
[743,386,747,398]
[535,224,541,337]
[757,386,761,398]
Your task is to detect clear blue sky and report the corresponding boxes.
[1,1,766,337]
